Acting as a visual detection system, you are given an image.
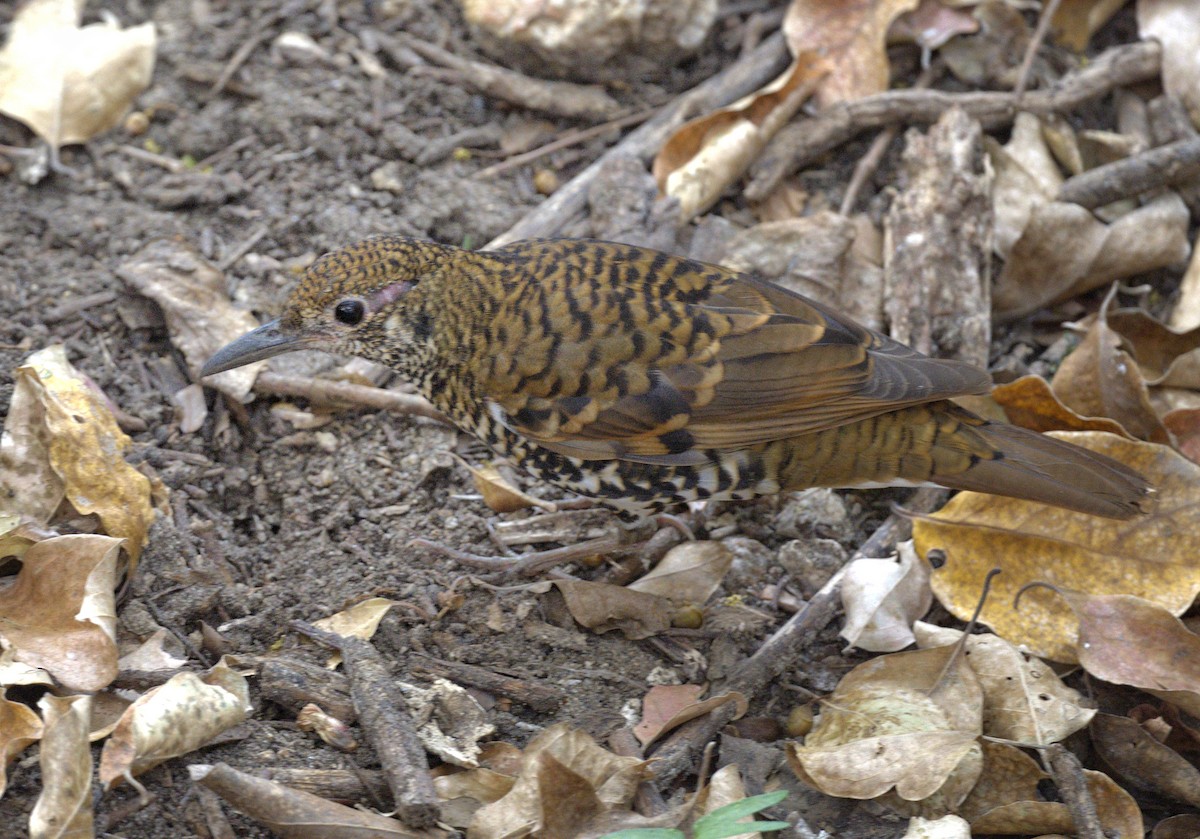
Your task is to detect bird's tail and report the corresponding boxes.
[777,401,1149,519]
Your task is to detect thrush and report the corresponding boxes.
[202,236,1148,519]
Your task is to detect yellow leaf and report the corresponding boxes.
[916,432,1200,662]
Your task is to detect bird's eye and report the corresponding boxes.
[334,299,365,325]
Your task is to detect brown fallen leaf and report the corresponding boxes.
[784,0,920,106]
[1041,590,1200,717]
[627,540,732,606]
[914,623,1095,744]
[0,534,121,692]
[917,432,1200,662]
[551,579,673,639]
[1138,0,1200,127]
[841,540,932,652]
[0,689,43,796]
[468,724,651,839]
[313,596,394,669]
[192,762,444,838]
[466,460,555,513]
[1090,712,1200,808]
[890,0,978,52]
[434,767,516,829]
[1154,813,1200,839]
[29,694,93,839]
[3,345,161,563]
[0,0,155,151]
[116,238,266,402]
[1052,296,1170,444]
[99,657,251,789]
[1051,0,1131,51]
[1163,407,1200,464]
[634,684,748,748]
[990,374,1134,438]
[1104,308,1200,389]
[116,628,188,673]
[653,53,827,220]
[789,643,982,816]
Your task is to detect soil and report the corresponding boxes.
[0,1,894,836]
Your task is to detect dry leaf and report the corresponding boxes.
[1104,308,1200,388]
[2,345,160,562]
[314,596,394,669]
[116,239,267,402]
[296,703,357,752]
[434,767,517,830]
[1168,233,1200,331]
[466,461,555,513]
[0,689,43,796]
[1051,0,1131,51]
[840,540,932,652]
[29,694,93,839]
[1090,712,1200,807]
[469,724,651,839]
[1163,407,1200,464]
[957,741,1057,829]
[552,579,673,639]
[402,677,495,768]
[653,53,826,220]
[784,0,920,106]
[99,656,251,788]
[0,0,155,149]
[634,685,748,747]
[991,374,1134,437]
[989,114,1190,318]
[627,540,732,605]
[192,762,444,838]
[117,628,188,672]
[1050,591,1200,716]
[1138,0,1200,127]
[914,623,1095,743]
[688,764,775,839]
[1154,814,1200,839]
[789,644,983,816]
[917,433,1200,663]
[1052,299,1170,443]
[902,814,970,839]
[0,534,121,692]
[891,0,979,52]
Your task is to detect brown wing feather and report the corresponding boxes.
[482,240,991,463]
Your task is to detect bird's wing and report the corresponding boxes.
[479,240,991,464]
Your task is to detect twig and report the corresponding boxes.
[217,224,269,271]
[253,371,448,423]
[475,107,660,180]
[1057,135,1200,208]
[211,11,286,96]
[389,32,622,121]
[1013,0,1063,97]
[291,621,441,829]
[409,654,566,712]
[488,32,790,247]
[1043,744,1105,839]
[43,290,118,323]
[747,40,1162,201]
[116,145,186,173]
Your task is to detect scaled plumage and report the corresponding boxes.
[202,236,1149,518]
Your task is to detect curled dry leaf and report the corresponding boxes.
[991,374,1133,438]
[627,540,732,605]
[2,345,160,562]
[989,114,1190,319]
[784,0,919,107]
[1090,712,1200,808]
[840,539,932,652]
[0,534,121,692]
[116,239,265,402]
[914,623,1095,744]
[466,460,555,513]
[634,684,748,748]
[917,432,1200,663]
[1104,308,1200,389]
[1047,591,1200,717]
[117,628,188,672]
[0,0,155,150]
[296,703,357,752]
[1138,0,1200,127]
[468,723,651,839]
[434,767,516,830]
[402,677,495,768]
[191,762,444,838]
[99,656,252,789]
[29,694,93,839]
[1052,298,1170,443]
[0,689,43,796]
[552,579,673,639]
[653,53,827,221]
[789,644,983,816]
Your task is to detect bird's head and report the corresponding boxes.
[201,236,454,377]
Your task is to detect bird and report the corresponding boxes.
[201,236,1148,520]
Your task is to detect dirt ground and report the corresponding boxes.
[0,1,891,836]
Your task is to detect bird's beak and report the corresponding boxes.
[201,319,323,377]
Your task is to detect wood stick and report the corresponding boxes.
[487,33,790,248]
[1057,135,1200,208]
[747,40,1162,202]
